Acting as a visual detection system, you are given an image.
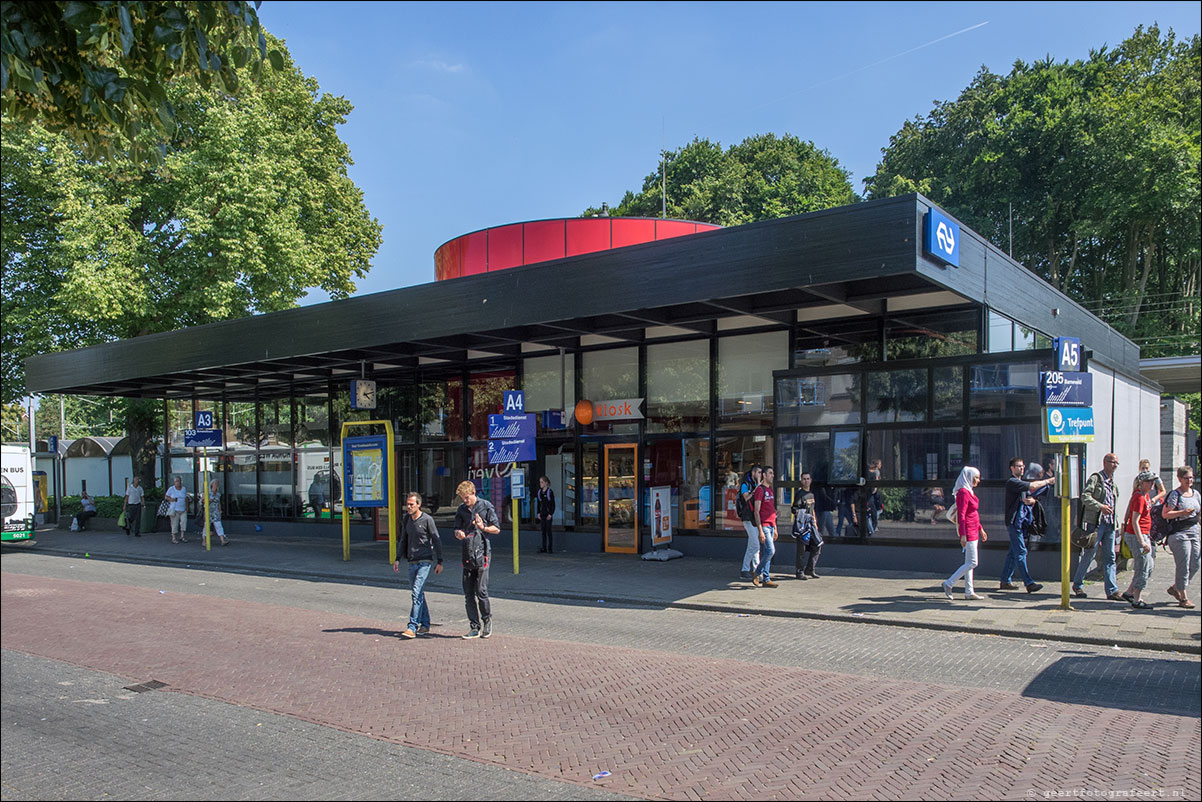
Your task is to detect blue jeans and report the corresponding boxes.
[407,561,433,631]
[757,525,776,580]
[1001,523,1035,586]
[1072,521,1117,596]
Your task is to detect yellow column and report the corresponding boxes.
[203,448,211,551]
[1061,444,1071,610]
[512,497,520,575]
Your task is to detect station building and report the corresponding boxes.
[25,195,1163,562]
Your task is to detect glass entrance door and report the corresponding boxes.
[603,444,638,553]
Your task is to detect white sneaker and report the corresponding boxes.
[942,582,954,600]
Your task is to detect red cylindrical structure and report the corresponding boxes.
[434,217,721,281]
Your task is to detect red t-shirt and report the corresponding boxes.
[753,485,777,526]
[1125,491,1150,536]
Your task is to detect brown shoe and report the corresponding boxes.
[400,629,417,639]
[752,575,763,587]
[763,579,779,588]
[417,625,430,635]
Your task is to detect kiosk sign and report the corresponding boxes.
[1043,407,1096,443]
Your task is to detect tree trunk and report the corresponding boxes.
[123,398,162,490]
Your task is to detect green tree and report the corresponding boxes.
[2,34,382,483]
[1,1,280,162]
[865,25,1200,357]
[585,133,857,225]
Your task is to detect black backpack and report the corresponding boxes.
[735,476,754,522]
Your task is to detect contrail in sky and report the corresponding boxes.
[747,20,991,112]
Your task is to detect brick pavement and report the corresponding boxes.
[13,527,1202,653]
[3,570,1198,801]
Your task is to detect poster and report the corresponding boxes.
[651,486,672,547]
[342,435,388,507]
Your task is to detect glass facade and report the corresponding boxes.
[171,303,1066,552]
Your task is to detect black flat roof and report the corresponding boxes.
[25,194,1141,400]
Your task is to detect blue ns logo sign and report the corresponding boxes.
[924,209,960,267]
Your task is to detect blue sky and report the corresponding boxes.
[259,1,1201,302]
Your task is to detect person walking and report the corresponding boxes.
[999,457,1055,593]
[165,476,188,543]
[392,492,444,638]
[1071,454,1121,600]
[122,476,144,537]
[205,478,229,546]
[752,466,778,588]
[1134,458,1167,503]
[1120,471,1158,609]
[1163,466,1200,609]
[535,475,556,553]
[454,481,500,639]
[942,466,988,600]
[791,482,823,580]
[738,465,762,579]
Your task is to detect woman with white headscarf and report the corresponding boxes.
[942,466,988,600]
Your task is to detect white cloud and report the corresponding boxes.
[413,58,467,74]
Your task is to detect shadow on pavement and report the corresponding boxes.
[1022,654,1202,717]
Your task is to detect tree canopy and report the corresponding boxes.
[2,33,381,480]
[865,25,1200,357]
[1,1,280,162]
[584,133,857,226]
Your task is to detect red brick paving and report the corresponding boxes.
[3,571,1198,800]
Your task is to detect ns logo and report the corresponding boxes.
[936,221,955,256]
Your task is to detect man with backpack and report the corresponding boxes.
[453,481,500,640]
[999,457,1055,593]
[1071,453,1122,600]
[792,475,823,580]
[737,465,762,579]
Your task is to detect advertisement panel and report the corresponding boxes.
[651,486,672,546]
[342,435,389,507]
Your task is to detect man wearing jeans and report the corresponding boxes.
[392,492,443,639]
[752,466,778,588]
[999,458,1054,593]
[738,465,762,579]
[1072,453,1121,600]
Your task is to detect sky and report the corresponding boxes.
[259,1,1201,303]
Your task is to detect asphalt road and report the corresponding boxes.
[2,552,1199,801]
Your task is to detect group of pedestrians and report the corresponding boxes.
[392,480,500,641]
[941,453,1199,610]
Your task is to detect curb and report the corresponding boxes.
[9,541,1198,656]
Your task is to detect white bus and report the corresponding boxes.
[1,444,36,542]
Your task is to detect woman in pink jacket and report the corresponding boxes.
[943,466,988,600]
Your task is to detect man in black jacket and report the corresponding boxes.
[454,480,500,639]
[392,492,443,639]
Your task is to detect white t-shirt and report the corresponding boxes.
[125,484,144,504]
[165,485,188,513]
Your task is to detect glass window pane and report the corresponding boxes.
[887,309,979,359]
[644,438,711,529]
[776,373,860,427]
[523,354,575,414]
[259,447,293,518]
[866,369,927,423]
[296,442,335,519]
[261,399,293,447]
[988,311,1013,353]
[933,366,964,421]
[718,331,788,430]
[832,430,861,483]
[647,340,709,433]
[467,445,515,524]
[970,423,1051,480]
[778,432,830,483]
[468,370,515,441]
[581,348,639,435]
[715,435,773,529]
[866,428,963,482]
[580,443,601,525]
[419,446,463,528]
[1016,324,1036,351]
[380,384,416,444]
[970,361,1044,419]
[418,379,463,442]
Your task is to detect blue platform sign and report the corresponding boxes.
[1052,337,1082,372]
[923,208,960,267]
[1040,371,1093,407]
[503,390,525,413]
[488,437,536,465]
[183,429,223,448]
[194,410,215,430]
[488,413,536,440]
[48,435,58,454]
[1043,407,1096,443]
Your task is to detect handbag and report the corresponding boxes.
[156,498,171,517]
[1119,536,1133,562]
[1070,521,1098,550]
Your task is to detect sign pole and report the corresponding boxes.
[203,447,211,551]
[512,496,520,575]
[1060,443,1070,610]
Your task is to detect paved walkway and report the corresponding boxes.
[7,523,1200,654]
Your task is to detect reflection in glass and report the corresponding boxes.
[778,432,830,483]
[831,430,861,483]
[718,332,788,430]
[644,438,711,529]
[716,435,772,529]
[933,366,964,421]
[776,373,860,427]
[866,370,927,423]
[970,424,1049,480]
[605,446,637,551]
[581,443,600,525]
[970,362,1044,418]
[865,428,963,482]
[582,348,639,435]
[647,340,709,433]
[988,311,1013,353]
